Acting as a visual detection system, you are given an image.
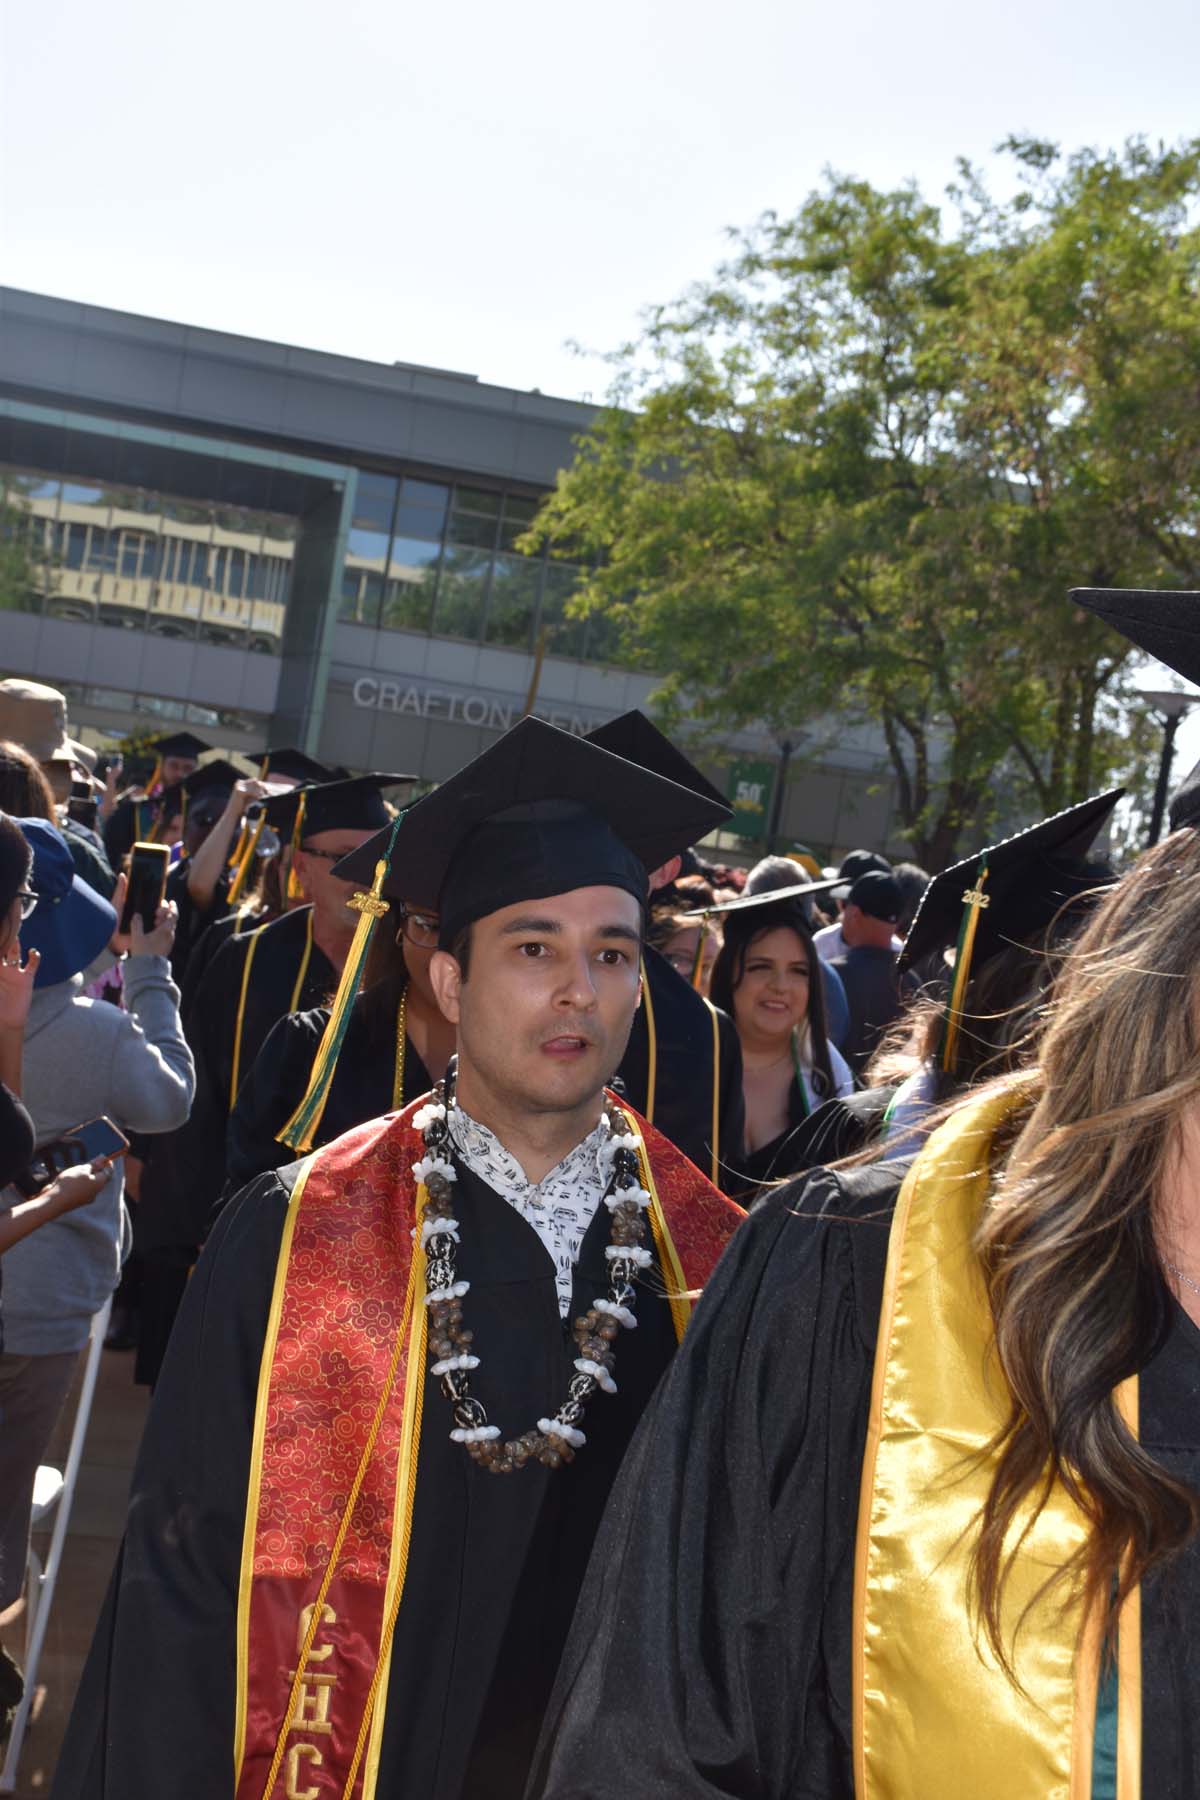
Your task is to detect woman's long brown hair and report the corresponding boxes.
[974,830,1200,1663]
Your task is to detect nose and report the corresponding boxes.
[556,950,599,1011]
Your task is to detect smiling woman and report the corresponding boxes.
[709,896,854,1204]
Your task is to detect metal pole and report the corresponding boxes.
[767,739,793,852]
[1146,711,1182,847]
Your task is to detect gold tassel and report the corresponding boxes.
[226,820,249,872]
[177,790,189,858]
[690,921,710,990]
[227,808,267,905]
[940,861,990,1074]
[278,848,395,1153]
[285,791,308,903]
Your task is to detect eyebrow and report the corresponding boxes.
[498,916,641,943]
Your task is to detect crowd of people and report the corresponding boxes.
[0,581,1194,1798]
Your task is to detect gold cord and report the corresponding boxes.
[392,989,407,1110]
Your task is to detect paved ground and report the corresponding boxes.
[4,1350,146,1797]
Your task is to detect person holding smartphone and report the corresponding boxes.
[0,819,194,1649]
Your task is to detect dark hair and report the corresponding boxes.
[0,741,55,821]
[449,923,472,979]
[709,902,836,1102]
[891,860,931,936]
[0,812,33,920]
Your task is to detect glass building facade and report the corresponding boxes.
[0,285,906,857]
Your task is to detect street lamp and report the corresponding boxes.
[1142,689,1199,847]
[767,733,808,852]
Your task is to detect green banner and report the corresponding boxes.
[727,758,775,841]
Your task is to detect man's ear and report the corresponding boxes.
[429,949,464,1024]
[288,850,312,902]
[645,854,682,895]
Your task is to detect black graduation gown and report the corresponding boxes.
[134,907,334,1387]
[528,1165,1200,1798]
[165,860,236,986]
[53,1158,685,1800]
[102,793,155,868]
[224,1000,431,1191]
[179,905,271,1019]
[618,944,745,1192]
[735,1085,896,1204]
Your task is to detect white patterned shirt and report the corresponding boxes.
[447,1104,611,1317]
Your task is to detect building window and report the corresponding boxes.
[0,460,295,651]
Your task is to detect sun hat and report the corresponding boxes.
[17,817,118,987]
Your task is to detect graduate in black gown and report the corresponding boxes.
[224,893,454,1190]
[101,729,208,868]
[134,772,408,1386]
[776,791,1122,1177]
[53,716,744,1800]
[161,759,256,981]
[529,590,1200,1800]
[586,714,745,1187]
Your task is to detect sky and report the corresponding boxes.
[3,0,1198,406]
[3,0,1199,772]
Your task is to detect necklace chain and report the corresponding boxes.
[413,1070,652,1474]
[1165,1259,1200,1300]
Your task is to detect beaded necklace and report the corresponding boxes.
[412,1071,653,1473]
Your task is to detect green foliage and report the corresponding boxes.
[524,137,1200,864]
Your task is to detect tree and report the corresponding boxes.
[524,137,1200,864]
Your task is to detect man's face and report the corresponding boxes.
[431,886,643,1118]
[160,755,198,789]
[292,827,380,926]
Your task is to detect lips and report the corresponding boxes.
[541,1035,593,1057]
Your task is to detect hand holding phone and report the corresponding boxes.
[116,843,170,939]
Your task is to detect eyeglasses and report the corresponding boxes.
[396,906,440,949]
[16,889,39,921]
[295,845,344,863]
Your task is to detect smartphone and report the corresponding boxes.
[10,1116,129,1197]
[67,1116,130,1165]
[120,841,170,935]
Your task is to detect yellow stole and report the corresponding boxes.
[853,1083,1141,1800]
[233,1094,743,1800]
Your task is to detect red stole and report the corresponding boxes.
[233,1094,742,1800]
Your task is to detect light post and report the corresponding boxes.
[1142,689,1198,847]
[767,733,807,853]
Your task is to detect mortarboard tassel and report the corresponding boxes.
[147,756,163,796]
[278,813,404,1152]
[939,859,990,1075]
[227,820,250,872]
[227,806,267,905]
[285,791,308,903]
[690,920,710,990]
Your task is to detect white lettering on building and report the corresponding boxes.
[350,678,604,738]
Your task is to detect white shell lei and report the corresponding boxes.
[413,1075,654,1473]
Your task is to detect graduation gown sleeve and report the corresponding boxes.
[51,1169,292,1799]
[528,1163,900,1800]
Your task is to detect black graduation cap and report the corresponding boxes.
[333,715,732,945]
[1072,587,1200,829]
[148,730,211,761]
[263,773,414,841]
[898,788,1124,977]
[585,711,729,810]
[677,876,842,921]
[260,746,334,785]
[180,758,244,799]
[1072,587,1200,686]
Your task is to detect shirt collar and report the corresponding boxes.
[447,1102,611,1195]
